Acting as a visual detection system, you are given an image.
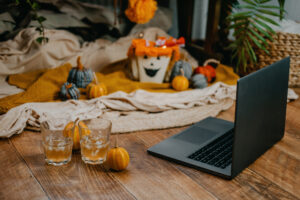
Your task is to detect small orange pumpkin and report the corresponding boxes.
[63,121,90,150]
[106,137,130,171]
[171,68,189,91]
[87,72,108,99]
[194,65,216,83]
[87,83,107,98]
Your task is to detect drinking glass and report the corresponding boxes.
[79,118,111,165]
[41,119,73,166]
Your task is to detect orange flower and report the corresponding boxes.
[125,0,157,24]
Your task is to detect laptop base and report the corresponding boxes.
[147,117,234,179]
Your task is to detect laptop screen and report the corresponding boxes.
[231,57,290,177]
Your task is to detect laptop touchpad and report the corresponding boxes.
[174,127,219,145]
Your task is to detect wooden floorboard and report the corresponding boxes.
[10,132,136,200]
[134,129,299,200]
[109,134,217,200]
[0,89,299,199]
[0,139,49,200]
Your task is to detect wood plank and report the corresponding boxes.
[0,139,48,200]
[109,134,217,200]
[248,144,300,198]
[275,133,300,160]
[178,166,298,200]
[10,132,135,200]
[136,128,299,200]
[285,103,300,139]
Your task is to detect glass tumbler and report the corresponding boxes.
[41,119,73,166]
[79,118,112,165]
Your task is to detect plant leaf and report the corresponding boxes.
[257,9,281,17]
[237,49,242,70]
[228,43,238,50]
[255,18,276,34]
[250,21,273,40]
[229,11,253,19]
[248,32,270,54]
[255,14,280,26]
[249,28,268,45]
[242,0,257,6]
[245,39,257,63]
[260,0,272,3]
[241,47,247,71]
[32,2,39,10]
[37,16,46,23]
[228,21,247,30]
[237,5,257,10]
[35,27,42,33]
[247,32,262,48]
[260,5,281,9]
[36,37,44,44]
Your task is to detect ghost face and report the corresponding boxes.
[137,55,170,83]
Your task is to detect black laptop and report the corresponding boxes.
[147,57,290,179]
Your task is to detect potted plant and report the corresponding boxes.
[227,0,285,74]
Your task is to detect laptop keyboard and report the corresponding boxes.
[188,130,234,169]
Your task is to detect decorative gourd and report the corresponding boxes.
[63,121,90,150]
[87,72,108,99]
[67,56,93,88]
[106,137,130,171]
[194,65,216,83]
[170,61,193,82]
[191,74,208,89]
[172,68,189,91]
[60,82,80,100]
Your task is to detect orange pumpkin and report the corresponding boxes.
[87,72,108,99]
[106,147,130,171]
[63,121,90,150]
[106,136,130,171]
[194,65,216,83]
[172,68,189,91]
[87,82,107,99]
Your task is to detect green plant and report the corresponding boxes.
[15,0,48,44]
[227,0,285,73]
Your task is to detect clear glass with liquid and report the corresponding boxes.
[41,120,73,166]
[79,118,111,165]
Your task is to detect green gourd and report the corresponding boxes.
[191,74,207,89]
[67,57,93,88]
[170,61,193,82]
[60,82,80,100]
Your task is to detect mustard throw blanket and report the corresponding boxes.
[0,62,239,113]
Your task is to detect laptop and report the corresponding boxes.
[147,57,290,179]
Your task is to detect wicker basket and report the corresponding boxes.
[256,32,300,87]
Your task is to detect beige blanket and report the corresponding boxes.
[0,82,236,138]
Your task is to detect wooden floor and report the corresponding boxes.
[1,89,299,200]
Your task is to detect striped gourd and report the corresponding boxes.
[106,147,130,171]
[67,57,93,88]
[60,82,80,100]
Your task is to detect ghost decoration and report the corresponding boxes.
[128,38,183,83]
[137,55,170,83]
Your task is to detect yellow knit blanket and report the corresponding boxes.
[0,62,239,113]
